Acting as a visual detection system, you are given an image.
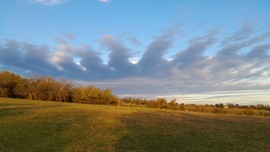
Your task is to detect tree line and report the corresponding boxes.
[121,97,270,116]
[122,96,270,110]
[1,70,269,116]
[0,71,118,105]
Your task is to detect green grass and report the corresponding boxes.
[1,98,270,152]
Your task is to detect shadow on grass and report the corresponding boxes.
[114,110,270,152]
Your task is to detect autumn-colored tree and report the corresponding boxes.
[72,86,88,103]
[85,86,101,104]
[0,71,23,98]
[100,88,118,105]
[28,76,60,101]
[56,79,73,102]
[156,98,168,109]
[14,78,31,99]
[169,98,178,110]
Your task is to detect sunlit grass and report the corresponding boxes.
[1,98,270,151]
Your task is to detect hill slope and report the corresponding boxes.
[1,98,270,152]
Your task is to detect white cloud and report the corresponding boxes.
[28,0,66,5]
[98,0,112,3]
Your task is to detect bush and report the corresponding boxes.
[213,108,227,114]
[242,109,256,116]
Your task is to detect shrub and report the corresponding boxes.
[213,108,227,114]
[242,109,256,116]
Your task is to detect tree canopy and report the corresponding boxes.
[0,71,118,105]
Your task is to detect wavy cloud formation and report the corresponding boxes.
[1,25,270,98]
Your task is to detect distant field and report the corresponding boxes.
[1,98,270,152]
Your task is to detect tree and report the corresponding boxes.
[14,78,31,99]
[100,88,118,105]
[56,79,73,102]
[169,98,177,109]
[28,76,60,101]
[72,86,87,103]
[0,71,23,98]
[215,103,224,108]
[156,98,168,109]
[86,86,101,104]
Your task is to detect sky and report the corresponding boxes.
[1,0,270,105]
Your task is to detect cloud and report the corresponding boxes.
[172,28,217,68]
[100,34,137,77]
[138,27,178,76]
[98,0,112,3]
[0,40,58,76]
[1,24,270,100]
[52,42,110,80]
[222,21,255,45]
[28,0,66,5]
[245,44,270,60]
[51,48,85,75]
[128,36,141,46]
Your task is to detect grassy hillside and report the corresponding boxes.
[1,98,270,152]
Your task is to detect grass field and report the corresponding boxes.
[1,98,270,152]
